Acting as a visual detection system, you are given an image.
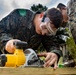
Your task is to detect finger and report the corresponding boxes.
[54,61,58,70]
[45,53,51,62]
[44,54,53,67]
[37,52,47,57]
[49,58,56,66]
[44,57,55,67]
[44,59,51,67]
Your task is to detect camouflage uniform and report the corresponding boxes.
[67,0,76,61]
[67,0,76,44]
[60,0,76,64]
[0,9,62,59]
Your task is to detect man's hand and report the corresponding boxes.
[5,39,21,53]
[38,52,58,69]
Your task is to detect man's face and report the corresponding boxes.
[61,7,69,22]
[34,14,57,35]
[39,17,57,35]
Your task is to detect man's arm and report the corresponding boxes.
[39,35,63,69]
[0,15,16,54]
[42,35,62,57]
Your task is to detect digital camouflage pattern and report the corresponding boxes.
[67,0,76,44]
[66,0,76,60]
[0,9,62,58]
[56,0,76,62]
[0,9,34,54]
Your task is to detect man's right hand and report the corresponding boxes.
[5,39,21,53]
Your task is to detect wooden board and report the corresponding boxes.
[0,67,76,75]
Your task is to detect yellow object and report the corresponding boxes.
[0,41,27,67]
[5,48,26,67]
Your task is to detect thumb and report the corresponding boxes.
[37,52,47,57]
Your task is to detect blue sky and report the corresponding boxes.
[0,0,69,20]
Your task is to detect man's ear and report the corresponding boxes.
[39,13,44,18]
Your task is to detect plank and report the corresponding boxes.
[0,67,76,75]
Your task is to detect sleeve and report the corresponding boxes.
[0,16,13,54]
[28,34,42,52]
[42,35,62,58]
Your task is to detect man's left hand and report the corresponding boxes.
[38,52,58,69]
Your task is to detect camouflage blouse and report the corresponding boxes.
[0,9,62,58]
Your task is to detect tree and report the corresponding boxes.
[30,4,48,12]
